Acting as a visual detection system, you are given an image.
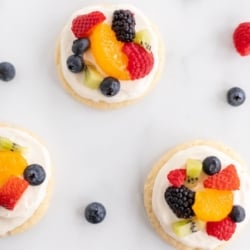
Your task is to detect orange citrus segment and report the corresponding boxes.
[0,151,27,186]
[89,23,130,80]
[192,189,233,222]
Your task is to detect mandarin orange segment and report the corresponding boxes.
[0,151,27,186]
[192,189,233,222]
[89,23,130,80]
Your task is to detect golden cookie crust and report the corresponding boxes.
[55,17,164,109]
[144,140,245,250]
[0,123,53,237]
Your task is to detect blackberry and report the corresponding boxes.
[164,185,195,219]
[111,9,136,42]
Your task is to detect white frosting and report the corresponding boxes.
[59,4,161,103]
[152,145,250,250]
[0,126,51,236]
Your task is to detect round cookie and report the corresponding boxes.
[0,123,53,237]
[55,4,164,109]
[144,140,250,250]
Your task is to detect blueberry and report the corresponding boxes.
[0,62,16,81]
[66,55,84,73]
[227,87,246,106]
[72,38,90,55]
[23,164,46,185]
[85,202,106,224]
[229,205,246,223]
[100,77,120,96]
[202,156,221,175]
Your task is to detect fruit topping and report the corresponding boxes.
[0,151,27,186]
[85,202,106,224]
[203,164,240,190]
[67,55,85,73]
[164,185,195,219]
[0,176,28,210]
[185,159,202,187]
[134,29,152,51]
[227,87,246,107]
[71,11,106,38]
[233,22,250,56]
[83,62,103,89]
[0,136,26,153]
[206,217,236,241]
[229,205,246,223]
[100,77,120,97]
[122,42,154,80]
[167,169,186,187]
[23,164,46,186]
[202,156,221,176]
[192,189,233,222]
[0,62,16,82]
[90,23,130,80]
[172,218,205,237]
[72,38,90,56]
[111,9,136,42]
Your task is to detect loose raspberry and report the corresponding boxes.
[167,169,186,187]
[71,11,106,38]
[203,164,240,190]
[122,42,154,80]
[206,217,236,241]
[233,22,250,56]
[0,176,29,210]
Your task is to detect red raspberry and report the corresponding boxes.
[71,11,106,38]
[206,217,236,241]
[233,22,250,56]
[0,176,29,210]
[167,169,186,187]
[122,42,154,80]
[203,164,240,190]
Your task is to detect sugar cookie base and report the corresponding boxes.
[0,123,53,237]
[144,140,246,250]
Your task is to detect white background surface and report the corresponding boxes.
[0,0,250,249]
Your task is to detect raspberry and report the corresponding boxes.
[71,11,106,38]
[167,169,186,187]
[233,22,250,56]
[203,164,240,190]
[0,176,29,210]
[206,217,236,241]
[111,9,136,42]
[122,42,154,80]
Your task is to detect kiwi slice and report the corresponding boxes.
[83,62,103,89]
[0,136,26,153]
[185,159,202,187]
[172,219,204,237]
[134,29,152,51]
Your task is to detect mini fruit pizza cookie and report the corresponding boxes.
[0,123,52,236]
[144,140,250,250]
[56,4,164,109]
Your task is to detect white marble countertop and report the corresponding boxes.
[0,0,250,249]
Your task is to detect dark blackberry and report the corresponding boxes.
[164,185,195,219]
[111,9,136,42]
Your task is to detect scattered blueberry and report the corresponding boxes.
[227,87,246,106]
[85,202,106,224]
[72,38,90,56]
[23,164,46,185]
[67,55,84,73]
[100,77,120,97]
[229,205,246,223]
[202,156,221,175]
[0,62,16,81]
